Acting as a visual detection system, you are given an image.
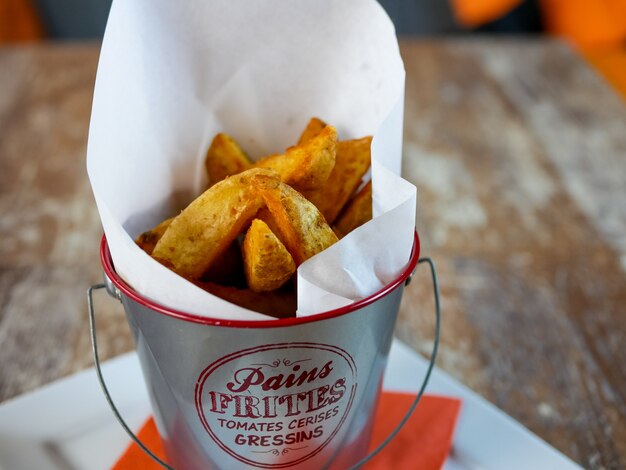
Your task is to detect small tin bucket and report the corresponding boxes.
[88,232,440,469]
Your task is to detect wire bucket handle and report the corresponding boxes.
[87,257,440,470]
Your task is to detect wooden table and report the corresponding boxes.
[1,40,625,469]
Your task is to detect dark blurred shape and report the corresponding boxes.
[16,0,542,40]
[476,0,543,33]
[377,0,460,35]
[34,0,112,39]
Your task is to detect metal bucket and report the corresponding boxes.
[88,232,439,469]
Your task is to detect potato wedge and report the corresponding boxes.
[252,174,338,265]
[298,117,327,144]
[243,219,296,292]
[205,133,252,186]
[135,217,174,255]
[152,168,279,280]
[137,217,243,283]
[254,125,337,193]
[196,281,297,318]
[333,180,372,238]
[307,136,372,224]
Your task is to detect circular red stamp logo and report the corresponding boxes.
[195,342,357,468]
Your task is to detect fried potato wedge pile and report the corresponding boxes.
[135,117,374,318]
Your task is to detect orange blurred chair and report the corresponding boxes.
[451,0,626,97]
[0,0,43,43]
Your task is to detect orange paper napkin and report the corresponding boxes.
[112,392,461,470]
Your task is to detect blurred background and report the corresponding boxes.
[1,0,625,96]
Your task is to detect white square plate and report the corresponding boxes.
[0,340,580,470]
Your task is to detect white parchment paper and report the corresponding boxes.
[87,0,416,320]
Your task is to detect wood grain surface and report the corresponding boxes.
[0,40,624,469]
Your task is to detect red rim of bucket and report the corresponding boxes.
[100,231,420,328]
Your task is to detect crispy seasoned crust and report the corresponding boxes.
[252,175,338,266]
[254,125,337,193]
[297,117,327,144]
[152,168,279,280]
[205,133,252,186]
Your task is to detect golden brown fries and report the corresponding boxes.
[152,168,279,280]
[196,281,297,319]
[243,219,296,292]
[307,136,372,223]
[298,117,327,144]
[252,174,338,265]
[254,125,337,193]
[139,117,375,318]
[205,133,252,186]
[135,217,174,255]
[333,180,372,238]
